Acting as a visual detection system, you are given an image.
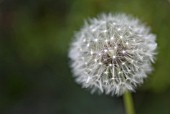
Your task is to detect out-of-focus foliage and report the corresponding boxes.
[0,0,170,114]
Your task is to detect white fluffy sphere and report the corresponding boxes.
[69,13,157,96]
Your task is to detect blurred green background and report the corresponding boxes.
[0,0,170,114]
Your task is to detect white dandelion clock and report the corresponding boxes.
[69,13,157,96]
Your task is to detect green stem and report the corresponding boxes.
[123,91,135,114]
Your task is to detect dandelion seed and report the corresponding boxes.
[113,56,116,59]
[87,43,90,47]
[122,50,126,54]
[99,62,102,65]
[111,37,114,40]
[104,49,108,52]
[117,28,121,31]
[105,39,108,43]
[114,46,117,49]
[83,39,86,42]
[103,30,107,33]
[122,62,125,65]
[94,38,98,42]
[90,50,93,55]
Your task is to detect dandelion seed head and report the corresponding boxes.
[69,13,157,96]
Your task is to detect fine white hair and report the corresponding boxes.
[69,13,157,96]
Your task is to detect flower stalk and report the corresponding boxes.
[123,91,135,114]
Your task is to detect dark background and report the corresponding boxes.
[0,0,170,114]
